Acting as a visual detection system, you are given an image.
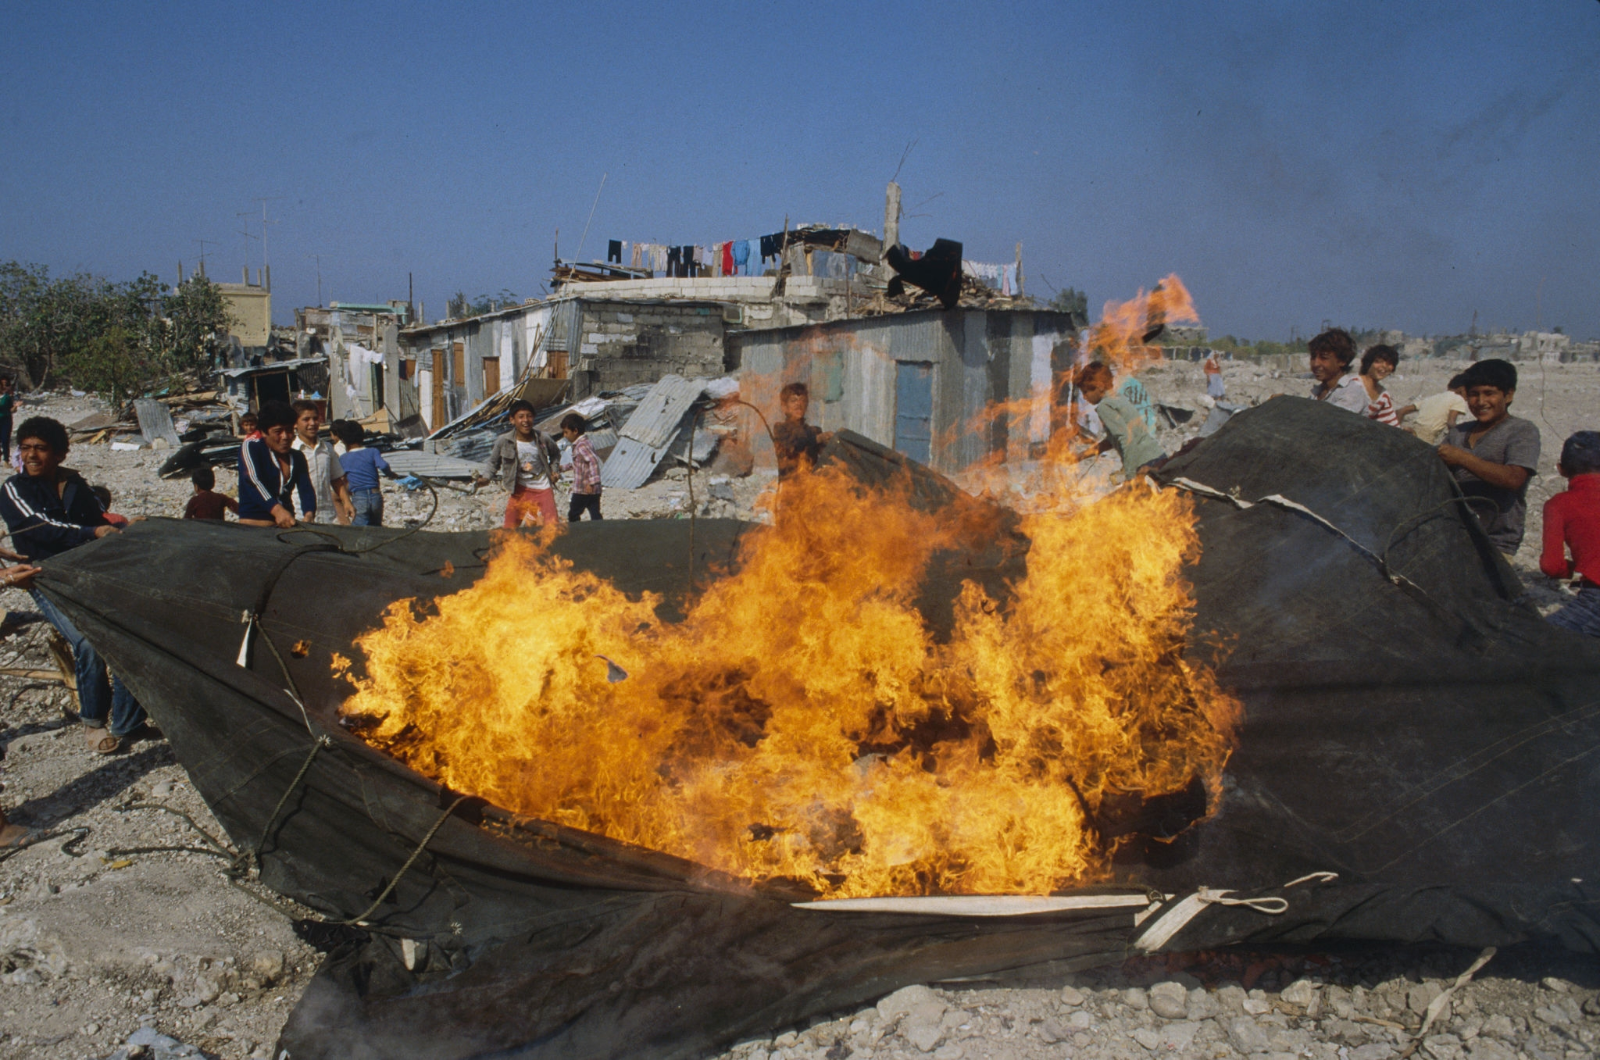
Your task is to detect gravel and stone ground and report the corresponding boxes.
[0,370,1594,1059]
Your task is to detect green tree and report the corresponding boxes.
[1047,287,1089,329]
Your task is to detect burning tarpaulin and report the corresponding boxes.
[35,401,1600,1059]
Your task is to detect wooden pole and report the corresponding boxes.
[1015,241,1024,297]
[885,182,902,249]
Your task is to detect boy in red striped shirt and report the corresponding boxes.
[1541,431,1600,637]
[562,413,603,522]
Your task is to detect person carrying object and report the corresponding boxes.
[330,420,399,527]
[1437,358,1541,559]
[1395,374,1470,446]
[1307,328,1368,414]
[561,412,603,522]
[237,400,316,528]
[476,399,562,529]
[1075,361,1167,479]
[1540,431,1600,637]
[0,416,148,754]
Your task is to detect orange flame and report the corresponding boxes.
[1086,273,1198,377]
[338,455,1238,898]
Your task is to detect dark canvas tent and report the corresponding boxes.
[35,398,1600,1059]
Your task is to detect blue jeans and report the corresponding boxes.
[350,488,383,527]
[1549,585,1600,638]
[31,590,146,736]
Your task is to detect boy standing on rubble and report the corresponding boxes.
[477,399,562,528]
[1437,359,1541,559]
[561,413,603,521]
[1540,431,1600,637]
[1075,362,1166,479]
[0,416,147,753]
[238,401,317,528]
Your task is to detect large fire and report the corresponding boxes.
[336,282,1239,899]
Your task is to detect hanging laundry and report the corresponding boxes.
[733,240,751,276]
[607,240,622,264]
[722,242,735,276]
[653,245,667,273]
[759,234,776,263]
[667,246,681,276]
[630,243,643,269]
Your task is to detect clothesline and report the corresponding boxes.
[607,234,792,278]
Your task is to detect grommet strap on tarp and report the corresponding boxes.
[1131,872,1338,952]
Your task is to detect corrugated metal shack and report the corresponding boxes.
[729,308,1081,476]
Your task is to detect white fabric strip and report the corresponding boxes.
[792,894,1156,917]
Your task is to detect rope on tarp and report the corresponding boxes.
[1167,476,1435,594]
[1131,871,1338,952]
[340,794,468,927]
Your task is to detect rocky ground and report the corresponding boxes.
[0,370,1594,1059]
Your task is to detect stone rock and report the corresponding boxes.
[1060,985,1085,1007]
[1422,1033,1463,1060]
[1410,982,1444,1016]
[1282,979,1318,1007]
[1227,1017,1271,1054]
[1350,1044,1396,1060]
[1243,997,1272,1015]
[1157,1020,1200,1051]
[932,1045,964,1060]
[1533,1005,1571,1026]
[1584,995,1600,1017]
[1216,984,1248,1014]
[903,1016,943,1053]
[1267,1027,1313,1054]
[249,950,284,983]
[1067,1010,1094,1030]
[1186,987,1220,1020]
[1124,987,1149,1011]
[1037,1018,1067,1044]
[877,985,939,1023]
[1540,977,1571,993]
[1465,1039,1517,1060]
[1131,1027,1162,1051]
[1479,1014,1515,1038]
[1148,981,1188,1020]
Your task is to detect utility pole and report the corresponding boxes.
[884,182,902,249]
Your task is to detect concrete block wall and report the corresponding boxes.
[574,302,727,397]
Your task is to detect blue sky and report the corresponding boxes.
[3,1,1597,339]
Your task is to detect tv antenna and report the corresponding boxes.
[235,212,261,273]
[253,197,285,270]
[193,239,219,276]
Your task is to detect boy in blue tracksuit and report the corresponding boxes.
[0,416,146,752]
[237,400,316,527]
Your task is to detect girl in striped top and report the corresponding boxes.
[1360,344,1402,427]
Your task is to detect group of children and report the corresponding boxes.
[1068,327,1599,638]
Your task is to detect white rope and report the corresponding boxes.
[1166,477,1428,593]
[1131,872,1340,952]
[236,609,254,668]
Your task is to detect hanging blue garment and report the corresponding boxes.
[732,240,751,276]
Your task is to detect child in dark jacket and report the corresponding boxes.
[237,401,315,527]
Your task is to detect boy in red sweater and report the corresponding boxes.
[1540,431,1600,637]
